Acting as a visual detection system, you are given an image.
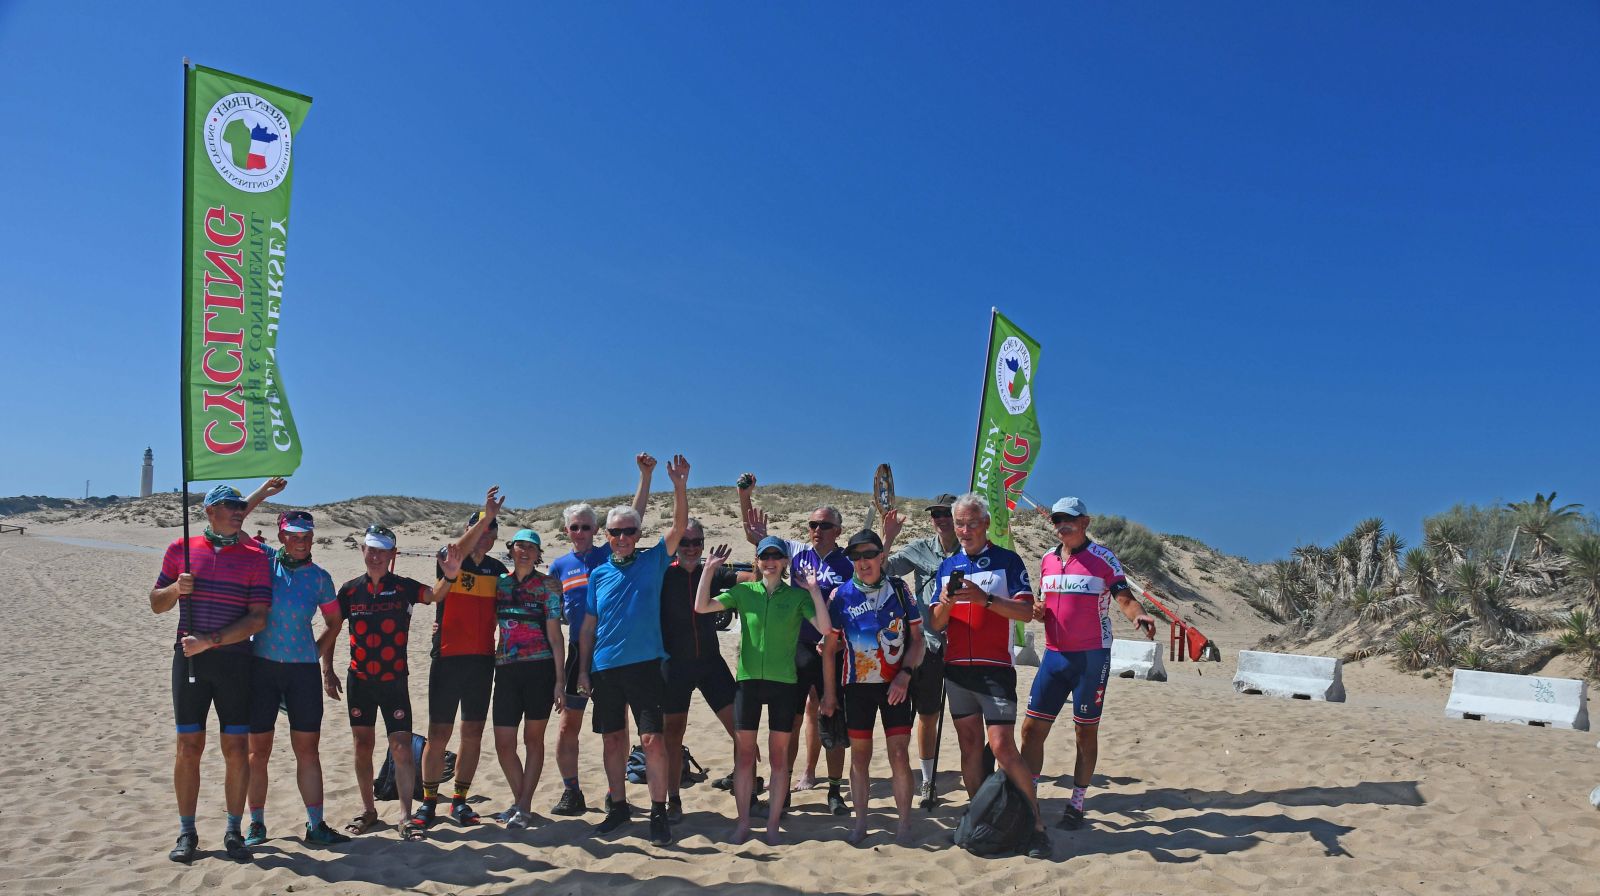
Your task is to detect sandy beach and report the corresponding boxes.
[1,511,1597,896]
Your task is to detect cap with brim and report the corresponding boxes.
[1050,497,1088,518]
[508,529,542,549]
[926,493,958,511]
[756,535,791,558]
[204,485,245,508]
[468,511,501,528]
[278,510,315,534]
[364,525,397,550]
[846,530,884,553]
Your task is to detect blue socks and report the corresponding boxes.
[179,815,197,837]
[250,806,265,826]
[306,804,324,828]
[226,813,243,836]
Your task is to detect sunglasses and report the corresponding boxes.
[929,510,952,520]
[607,527,640,538]
[757,551,787,561]
[1051,515,1082,527]
[215,500,247,511]
[849,549,882,562]
[807,521,837,531]
[678,538,705,548]
[567,523,595,532]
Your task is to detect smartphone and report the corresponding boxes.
[945,569,965,596]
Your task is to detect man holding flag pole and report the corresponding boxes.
[156,59,312,864]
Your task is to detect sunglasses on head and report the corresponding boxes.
[757,551,787,561]
[607,527,639,538]
[807,521,836,531]
[365,524,395,540]
[678,538,705,548]
[567,523,594,532]
[849,549,882,562]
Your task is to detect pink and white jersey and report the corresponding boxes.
[1039,541,1128,652]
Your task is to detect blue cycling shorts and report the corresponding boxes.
[1026,648,1112,726]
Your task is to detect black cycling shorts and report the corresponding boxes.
[562,646,588,711]
[910,641,946,717]
[172,648,253,736]
[346,671,413,736]
[492,659,559,727]
[429,654,494,725]
[734,679,800,733]
[843,682,914,740]
[662,655,737,716]
[590,660,666,736]
[248,658,324,734]
[793,642,824,717]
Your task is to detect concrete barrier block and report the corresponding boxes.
[1444,669,1589,731]
[1110,639,1167,682]
[1232,650,1345,702]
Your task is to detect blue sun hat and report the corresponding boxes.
[203,484,246,508]
[508,529,542,549]
[756,535,791,558]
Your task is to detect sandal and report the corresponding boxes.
[400,819,426,842]
[345,809,380,836]
[449,801,481,825]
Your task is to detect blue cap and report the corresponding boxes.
[1051,496,1088,518]
[756,535,791,558]
[203,485,245,508]
[508,529,542,548]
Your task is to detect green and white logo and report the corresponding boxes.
[202,92,293,193]
[994,336,1033,415]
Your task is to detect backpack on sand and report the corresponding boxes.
[375,733,456,801]
[626,745,708,785]
[952,770,1036,857]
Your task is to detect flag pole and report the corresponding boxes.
[932,307,1001,797]
[179,56,195,682]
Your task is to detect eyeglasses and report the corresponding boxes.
[849,549,882,562]
[567,523,594,532]
[607,527,639,538]
[929,510,952,520]
[678,538,705,548]
[757,551,787,561]
[807,521,836,531]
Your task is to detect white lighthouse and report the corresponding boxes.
[141,448,153,498]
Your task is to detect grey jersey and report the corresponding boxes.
[883,535,958,649]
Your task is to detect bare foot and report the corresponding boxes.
[729,824,751,845]
[795,773,819,791]
[765,827,785,846]
[847,820,869,845]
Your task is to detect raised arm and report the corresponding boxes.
[452,486,505,557]
[243,476,288,516]
[737,473,764,547]
[662,454,690,555]
[796,567,832,639]
[880,508,905,552]
[632,453,656,521]
[695,546,732,614]
[426,543,464,603]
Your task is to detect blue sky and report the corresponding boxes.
[1,2,1596,560]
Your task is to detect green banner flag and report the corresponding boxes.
[969,309,1042,549]
[181,64,310,482]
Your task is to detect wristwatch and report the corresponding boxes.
[984,594,995,608]
[207,630,221,645]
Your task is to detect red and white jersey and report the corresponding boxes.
[1038,540,1129,652]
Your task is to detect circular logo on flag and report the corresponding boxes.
[202,92,293,193]
[994,337,1033,415]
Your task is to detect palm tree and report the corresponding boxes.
[1563,534,1600,615]
[1556,610,1600,678]
[1507,491,1585,560]
[1425,517,1470,565]
[1447,560,1508,643]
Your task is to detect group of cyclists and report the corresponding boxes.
[149,453,1156,863]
